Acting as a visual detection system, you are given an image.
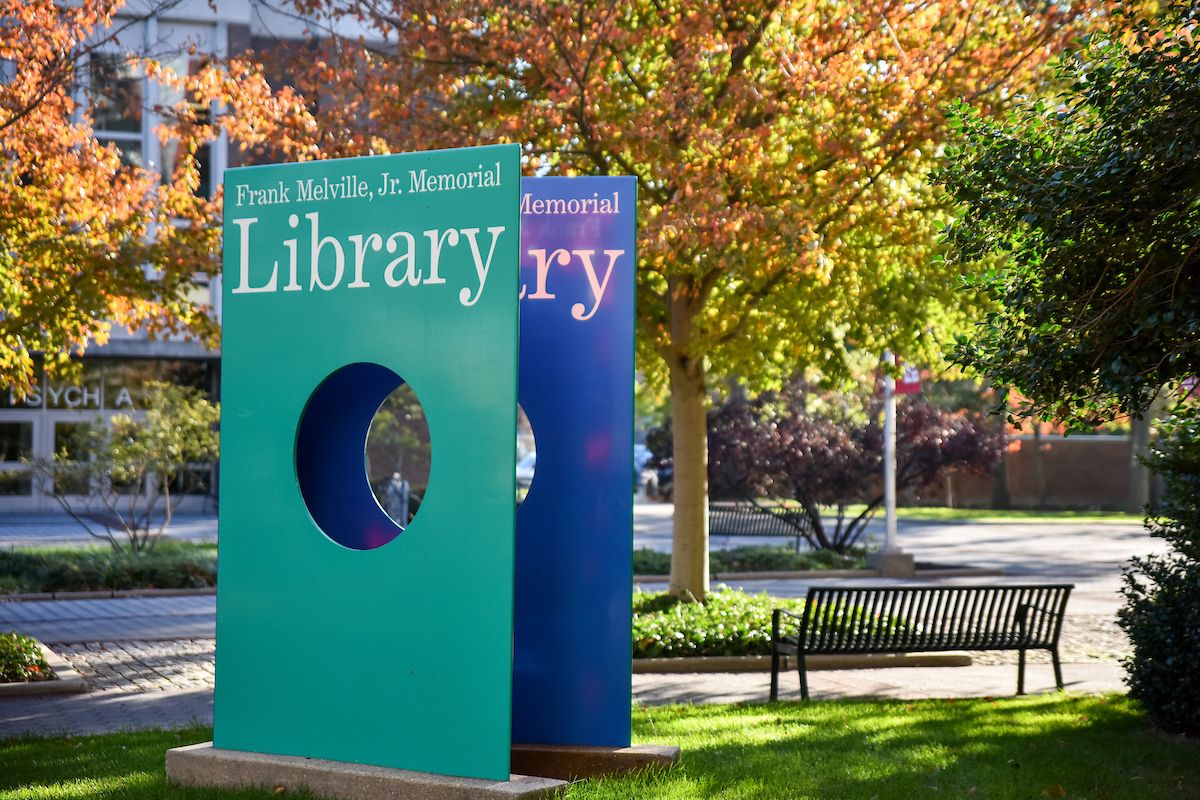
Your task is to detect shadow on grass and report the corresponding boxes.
[3,696,1196,800]
[578,695,1200,800]
[0,726,319,799]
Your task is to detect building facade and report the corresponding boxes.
[0,1,335,512]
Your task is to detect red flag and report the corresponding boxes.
[896,363,922,395]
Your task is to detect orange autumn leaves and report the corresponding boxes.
[242,1,1112,386]
[0,1,209,393]
[5,1,1117,400]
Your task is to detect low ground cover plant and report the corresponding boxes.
[633,588,794,658]
[0,541,216,594]
[0,632,53,683]
[633,545,864,576]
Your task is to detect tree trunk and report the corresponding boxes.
[667,284,709,601]
[991,388,1012,509]
[1127,405,1155,514]
[1033,422,1047,509]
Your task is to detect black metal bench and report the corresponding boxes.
[770,583,1073,700]
[708,501,814,552]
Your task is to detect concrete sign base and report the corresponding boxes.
[166,743,566,800]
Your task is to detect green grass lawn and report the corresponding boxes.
[840,505,1143,524]
[1,696,1196,799]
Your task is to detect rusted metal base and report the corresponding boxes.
[509,742,682,781]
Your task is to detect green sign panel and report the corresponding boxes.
[215,145,520,780]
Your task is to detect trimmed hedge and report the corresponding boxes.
[0,631,53,683]
[0,542,216,594]
[633,545,865,576]
[632,587,901,659]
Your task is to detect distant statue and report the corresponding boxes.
[385,471,410,528]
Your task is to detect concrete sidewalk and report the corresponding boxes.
[634,661,1125,705]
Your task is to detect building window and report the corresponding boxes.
[53,422,93,496]
[172,463,215,496]
[0,422,32,463]
[0,422,33,496]
[89,52,145,169]
[158,22,217,197]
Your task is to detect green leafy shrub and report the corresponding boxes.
[0,632,53,682]
[0,541,216,594]
[633,545,865,576]
[633,588,794,658]
[632,587,902,659]
[27,382,219,553]
[1119,406,1200,736]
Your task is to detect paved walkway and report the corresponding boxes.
[0,507,1157,738]
[0,595,214,643]
[635,662,1126,705]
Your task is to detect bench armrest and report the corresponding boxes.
[1016,599,1069,646]
[1017,602,1062,619]
[772,607,806,644]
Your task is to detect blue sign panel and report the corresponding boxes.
[513,176,636,747]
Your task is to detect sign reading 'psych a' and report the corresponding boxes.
[514,176,636,747]
[216,146,520,781]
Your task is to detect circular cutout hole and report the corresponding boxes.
[295,363,431,551]
[366,383,431,527]
[516,404,536,505]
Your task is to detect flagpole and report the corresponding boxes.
[884,351,897,553]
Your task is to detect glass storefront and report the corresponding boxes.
[0,358,219,511]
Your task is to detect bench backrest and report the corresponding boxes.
[709,501,813,538]
[796,584,1073,654]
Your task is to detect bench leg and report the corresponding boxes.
[770,649,780,702]
[1052,649,1064,691]
[1017,648,1026,695]
[798,652,810,701]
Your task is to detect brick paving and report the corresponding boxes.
[57,640,216,693]
[0,639,215,738]
[970,612,1129,665]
